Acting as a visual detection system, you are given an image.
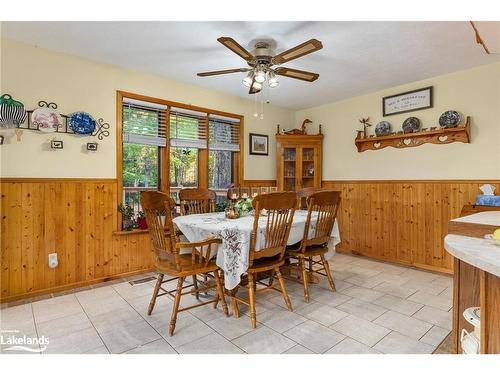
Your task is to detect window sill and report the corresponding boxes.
[113,229,150,236]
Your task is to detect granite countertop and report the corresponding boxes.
[445,211,500,277]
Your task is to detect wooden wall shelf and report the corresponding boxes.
[355,116,471,152]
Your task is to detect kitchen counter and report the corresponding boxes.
[445,208,500,354]
[444,234,500,277]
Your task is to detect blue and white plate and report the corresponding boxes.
[69,112,96,135]
[439,110,461,128]
[402,117,421,133]
[375,121,391,136]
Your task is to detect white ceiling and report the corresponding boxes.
[3,21,499,109]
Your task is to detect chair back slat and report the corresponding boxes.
[301,190,341,250]
[179,188,216,215]
[140,191,177,263]
[249,192,296,264]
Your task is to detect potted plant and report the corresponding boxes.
[118,203,135,231]
[136,211,148,229]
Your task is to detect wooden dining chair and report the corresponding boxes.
[231,191,297,328]
[296,187,324,209]
[179,188,216,215]
[140,191,229,336]
[286,190,341,302]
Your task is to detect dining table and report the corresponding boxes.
[173,210,340,290]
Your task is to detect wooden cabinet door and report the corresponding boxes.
[279,145,300,191]
[298,145,320,189]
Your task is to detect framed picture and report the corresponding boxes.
[383,86,433,116]
[86,142,98,151]
[0,135,4,145]
[249,133,269,155]
[50,140,63,149]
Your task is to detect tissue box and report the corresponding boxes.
[475,195,500,207]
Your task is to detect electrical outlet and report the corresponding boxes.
[48,253,58,269]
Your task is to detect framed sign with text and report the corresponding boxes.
[383,86,433,116]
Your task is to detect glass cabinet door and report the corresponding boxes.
[283,147,297,191]
[301,147,315,189]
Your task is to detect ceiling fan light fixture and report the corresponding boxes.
[254,65,266,83]
[252,81,263,91]
[268,71,279,88]
[242,71,254,87]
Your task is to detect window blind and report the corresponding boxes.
[209,114,240,152]
[122,98,168,147]
[170,107,207,149]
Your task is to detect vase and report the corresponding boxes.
[123,218,135,231]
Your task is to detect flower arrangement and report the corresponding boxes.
[118,203,136,231]
[234,198,253,217]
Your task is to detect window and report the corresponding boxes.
[169,108,207,202]
[208,115,241,204]
[119,92,243,218]
[121,99,167,214]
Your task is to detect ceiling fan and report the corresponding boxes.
[197,37,323,94]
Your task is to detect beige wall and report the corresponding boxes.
[0,38,292,179]
[2,37,499,182]
[294,62,500,180]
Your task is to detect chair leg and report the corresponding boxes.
[169,277,184,336]
[192,275,200,300]
[213,270,229,317]
[275,267,293,311]
[248,273,257,328]
[148,273,164,315]
[321,254,336,292]
[299,257,310,303]
[268,268,275,287]
[232,296,240,318]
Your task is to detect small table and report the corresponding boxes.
[173,210,340,290]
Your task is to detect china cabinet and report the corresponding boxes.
[276,134,323,191]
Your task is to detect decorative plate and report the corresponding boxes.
[69,112,96,135]
[32,107,62,133]
[439,110,461,128]
[375,121,391,136]
[402,117,421,133]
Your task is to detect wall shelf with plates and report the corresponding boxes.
[17,100,110,140]
[355,116,470,152]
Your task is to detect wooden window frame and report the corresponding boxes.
[116,90,244,229]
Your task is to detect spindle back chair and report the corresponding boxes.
[286,190,341,302]
[179,188,216,215]
[231,192,297,328]
[141,191,228,336]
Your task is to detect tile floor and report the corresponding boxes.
[0,253,452,354]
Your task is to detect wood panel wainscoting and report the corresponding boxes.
[0,178,277,303]
[322,180,500,274]
[0,178,155,303]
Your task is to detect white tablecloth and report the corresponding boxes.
[173,210,340,290]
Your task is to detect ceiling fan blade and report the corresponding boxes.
[197,68,250,77]
[272,39,323,65]
[217,37,254,62]
[249,77,261,94]
[274,67,319,82]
